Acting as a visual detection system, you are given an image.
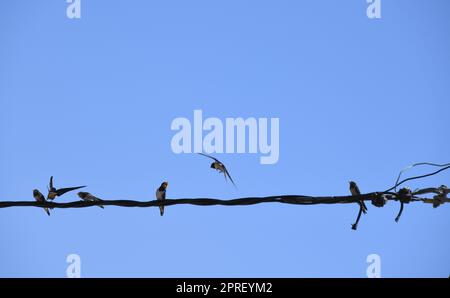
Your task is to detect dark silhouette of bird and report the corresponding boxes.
[77,192,104,209]
[47,176,86,201]
[198,153,236,187]
[349,181,368,214]
[33,189,50,216]
[156,181,168,216]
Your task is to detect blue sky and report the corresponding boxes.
[0,0,449,277]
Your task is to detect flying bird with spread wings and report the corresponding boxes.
[198,153,236,187]
[47,176,86,201]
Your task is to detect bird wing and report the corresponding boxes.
[198,153,236,187]
[92,195,102,201]
[34,190,45,202]
[49,176,54,190]
[84,193,100,201]
[156,189,165,200]
[89,194,104,208]
[197,153,220,163]
[354,185,361,195]
[56,186,86,196]
[223,166,237,188]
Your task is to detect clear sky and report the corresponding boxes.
[0,0,449,277]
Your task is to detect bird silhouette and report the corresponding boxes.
[47,176,86,201]
[198,153,236,187]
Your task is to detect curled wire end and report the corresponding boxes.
[394,188,411,222]
[351,206,364,231]
[395,201,404,223]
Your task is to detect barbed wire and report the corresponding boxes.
[0,163,448,230]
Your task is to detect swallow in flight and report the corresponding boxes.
[47,176,86,201]
[198,153,236,187]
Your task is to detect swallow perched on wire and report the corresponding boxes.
[77,192,104,209]
[349,181,368,230]
[33,189,50,216]
[155,181,168,216]
[47,176,86,201]
[198,153,236,187]
[349,181,368,214]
